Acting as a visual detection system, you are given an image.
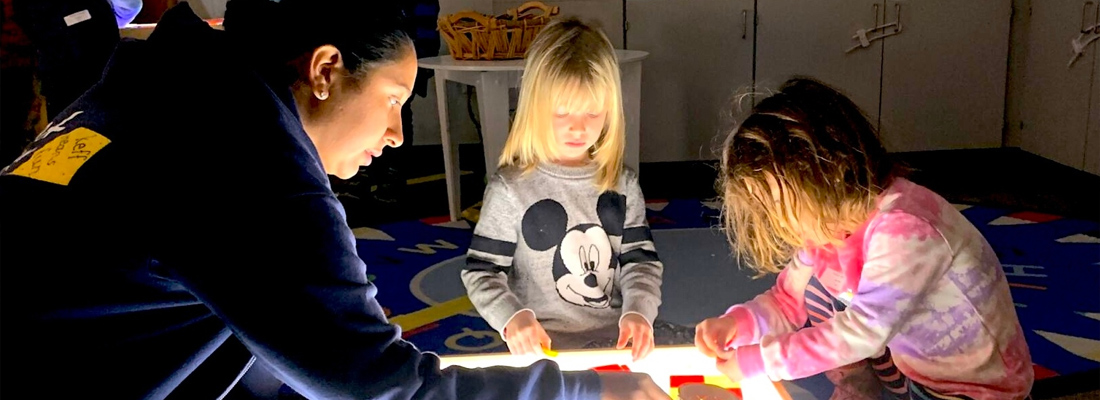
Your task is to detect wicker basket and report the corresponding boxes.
[438,1,561,61]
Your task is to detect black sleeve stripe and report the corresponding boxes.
[464,258,509,273]
[621,249,660,265]
[623,226,653,244]
[470,235,517,257]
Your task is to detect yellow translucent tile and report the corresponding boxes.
[703,375,740,388]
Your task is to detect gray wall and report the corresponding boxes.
[183,0,1055,163]
[181,0,555,147]
[1003,0,1029,148]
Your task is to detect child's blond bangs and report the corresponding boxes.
[549,72,609,117]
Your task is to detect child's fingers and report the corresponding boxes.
[631,334,644,361]
[532,335,544,355]
[635,329,653,362]
[531,322,552,354]
[537,329,552,350]
[520,339,531,355]
[715,348,736,361]
[715,356,744,382]
[508,337,520,355]
[523,335,539,355]
[694,328,717,358]
[512,334,528,355]
[628,328,641,361]
[616,326,632,350]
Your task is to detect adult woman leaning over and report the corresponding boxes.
[0,1,669,399]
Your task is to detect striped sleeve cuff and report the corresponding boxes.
[466,234,517,273]
[621,248,660,265]
[623,226,653,244]
[470,234,516,257]
[465,258,507,273]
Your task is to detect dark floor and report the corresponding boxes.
[335,145,1100,227]
[893,148,1100,221]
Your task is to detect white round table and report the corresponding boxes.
[419,50,649,220]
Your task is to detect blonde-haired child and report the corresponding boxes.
[695,77,1033,400]
[461,17,663,362]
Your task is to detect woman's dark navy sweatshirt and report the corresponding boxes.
[0,4,600,399]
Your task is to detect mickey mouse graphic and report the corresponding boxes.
[521,192,626,309]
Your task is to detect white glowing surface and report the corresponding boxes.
[740,376,792,400]
[438,345,790,399]
[440,345,714,392]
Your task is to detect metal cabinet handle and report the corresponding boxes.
[1083,1,1096,33]
[742,10,748,39]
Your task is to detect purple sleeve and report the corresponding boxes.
[721,258,814,348]
[108,0,142,27]
[738,212,952,381]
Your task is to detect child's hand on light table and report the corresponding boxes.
[502,310,552,356]
[694,315,738,359]
[715,350,745,383]
[617,313,654,362]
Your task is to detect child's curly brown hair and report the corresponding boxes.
[719,77,906,273]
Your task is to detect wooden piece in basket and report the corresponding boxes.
[437,1,561,60]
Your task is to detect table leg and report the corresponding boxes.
[621,61,642,174]
[476,72,512,179]
[436,72,462,221]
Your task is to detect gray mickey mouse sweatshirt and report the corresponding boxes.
[461,163,663,346]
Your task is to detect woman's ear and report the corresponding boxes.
[308,45,343,101]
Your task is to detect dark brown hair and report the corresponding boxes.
[223,0,414,86]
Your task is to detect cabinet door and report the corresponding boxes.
[1019,1,1096,170]
[878,0,1010,152]
[755,0,885,128]
[626,0,755,162]
[1087,50,1100,175]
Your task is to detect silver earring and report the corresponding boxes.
[317,91,329,101]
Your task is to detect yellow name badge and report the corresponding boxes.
[8,127,111,186]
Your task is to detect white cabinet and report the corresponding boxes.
[1088,55,1100,174]
[626,0,755,162]
[1017,0,1099,174]
[628,0,1013,160]
[756,0,1010,152]
[755,0,885,130]
[879,0,1011,152]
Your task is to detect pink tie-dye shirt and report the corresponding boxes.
[724,178,1033,399]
